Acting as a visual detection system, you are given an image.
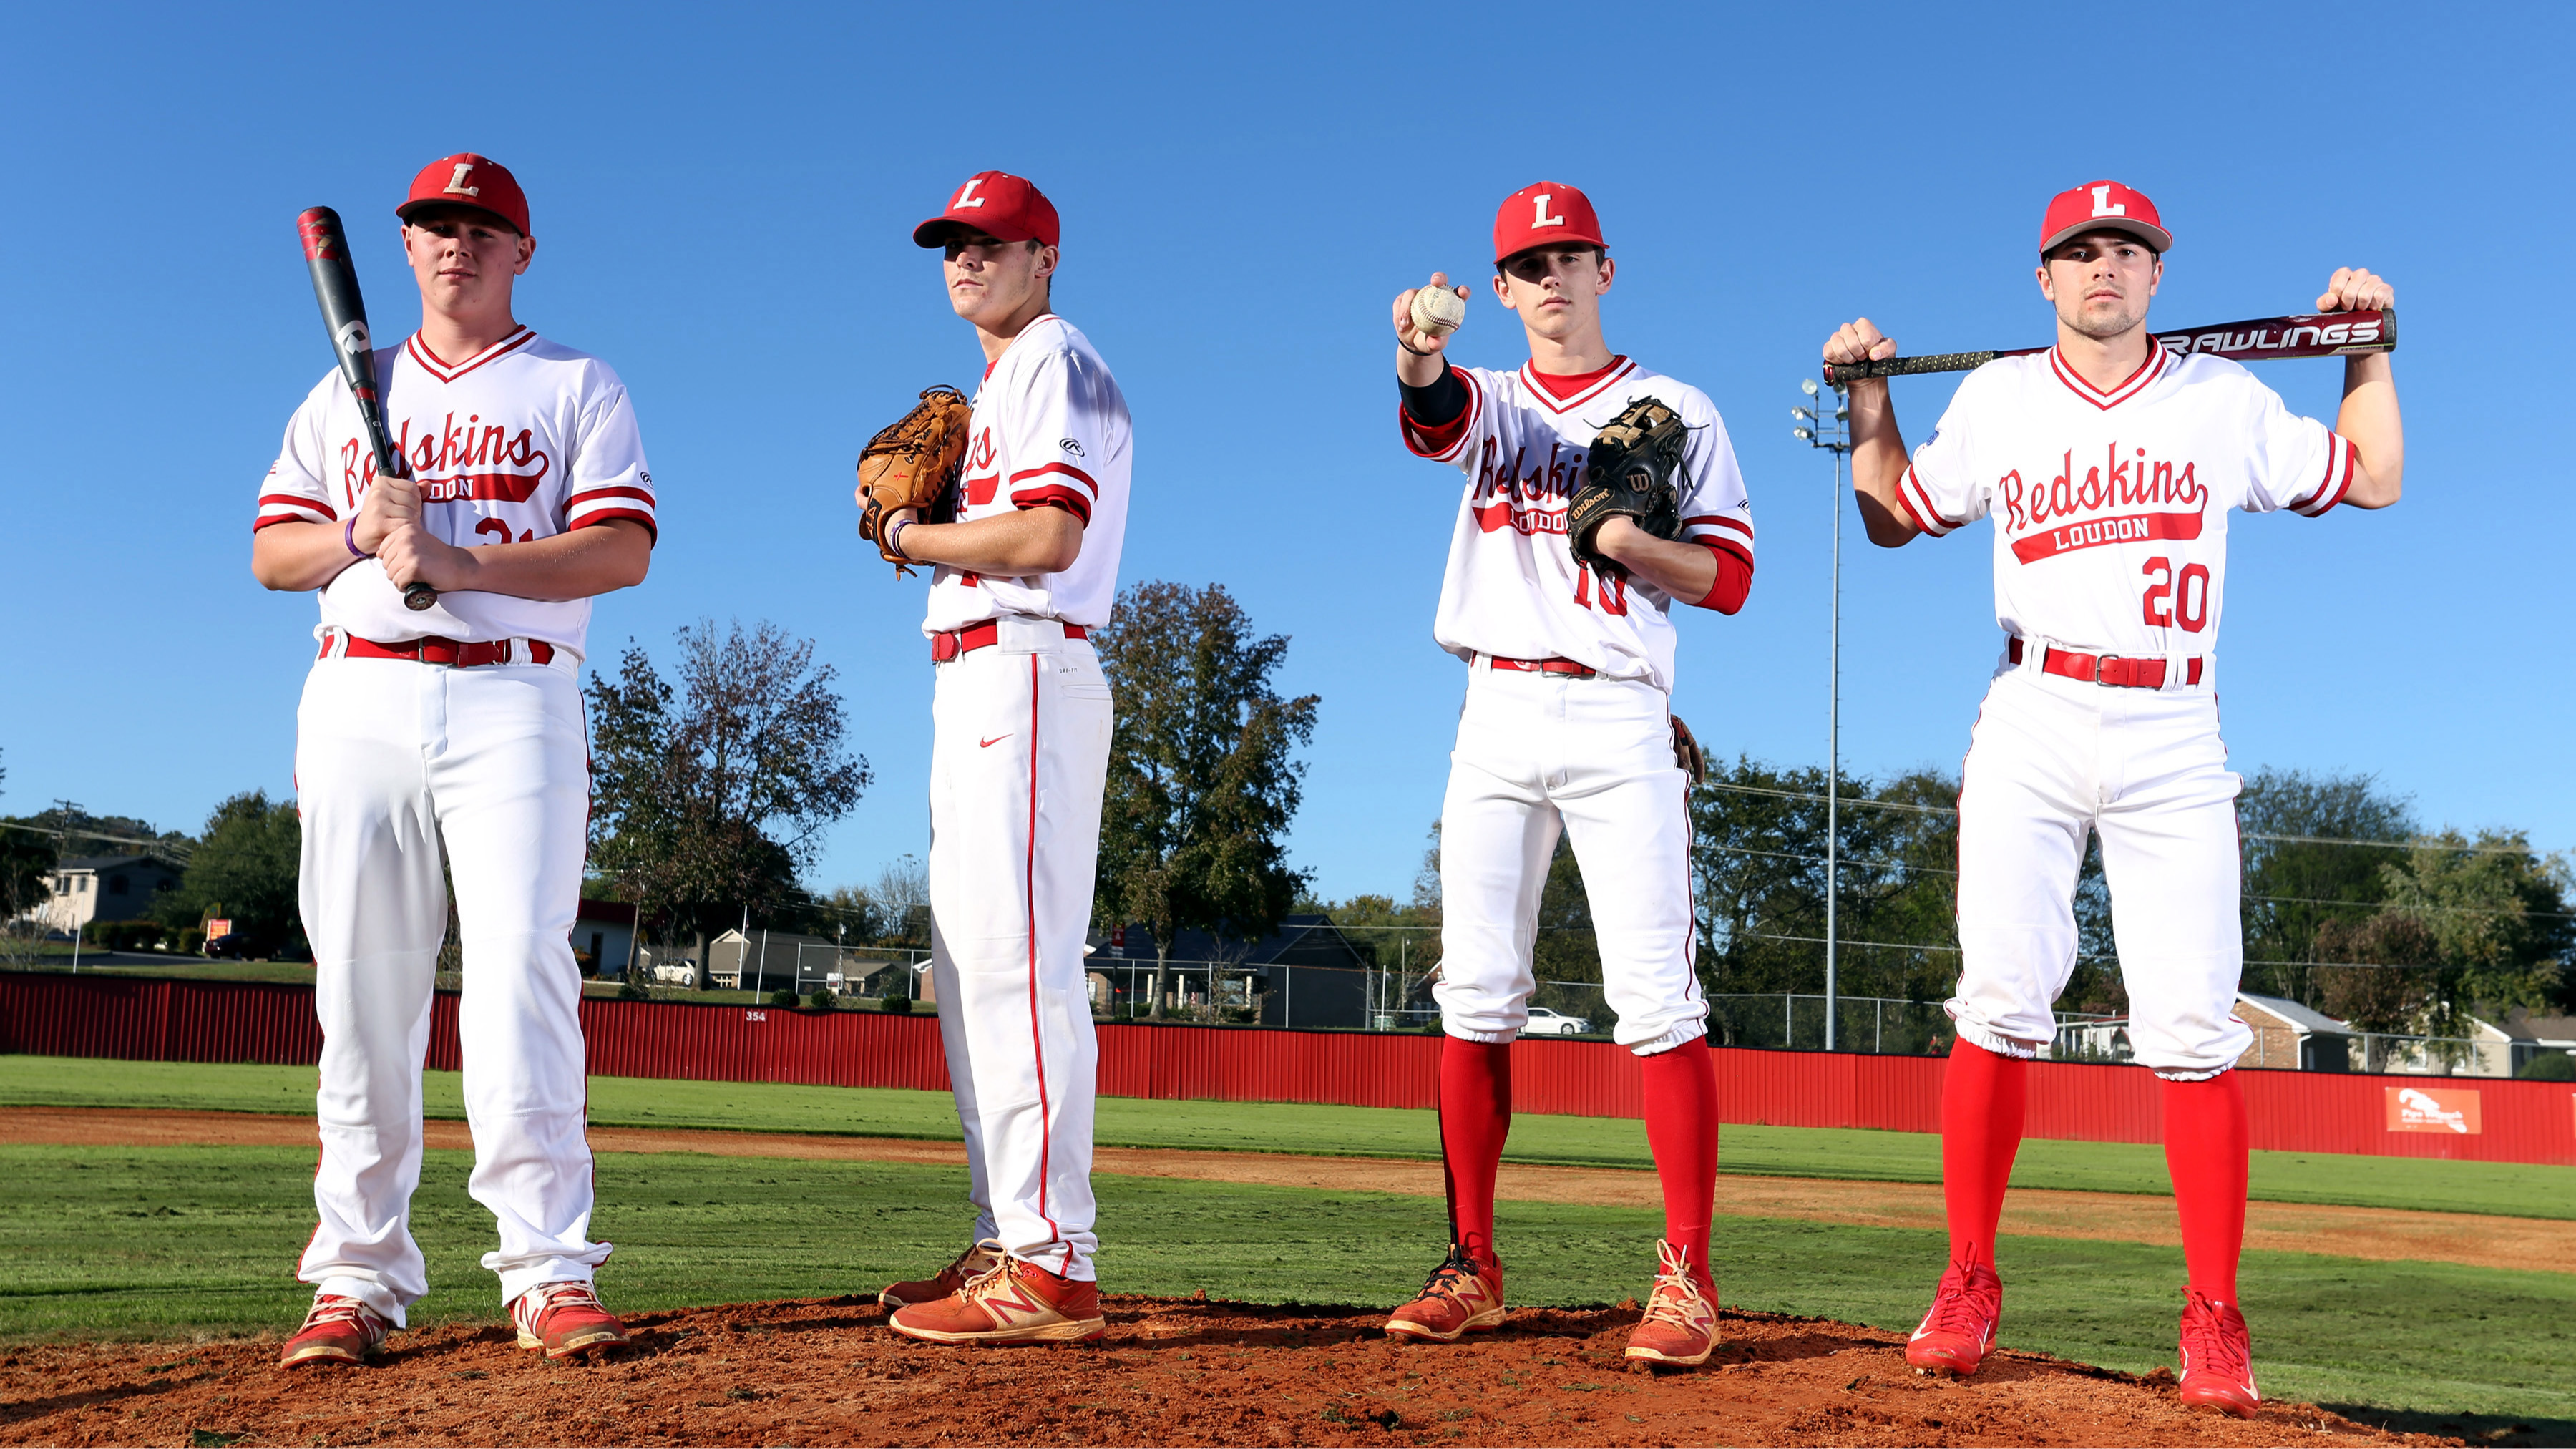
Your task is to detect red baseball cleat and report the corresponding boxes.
[1906,1255,2003,1377]
[511,1280,630,1359]
[2177,1288,2263,1418]
[888,1252,1106,1345]
[1385,1245,1506,1344]
[278,1293,391,1368]
[1623,1240,1719,1367]
[880,1241,1005,1309]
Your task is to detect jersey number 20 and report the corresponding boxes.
[2140,555,2210,632]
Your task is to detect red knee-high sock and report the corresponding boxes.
[2161,1071,2249,1302]
[1640,1037,1721,1293]
[1941,1039,2027,1269]
[1439,1035,1512,1270]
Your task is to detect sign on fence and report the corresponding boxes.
[2386,1085,2481,1135]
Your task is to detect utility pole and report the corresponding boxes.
[1792,381,1851,1051]
[52,800,83,972]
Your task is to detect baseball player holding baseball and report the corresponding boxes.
[1386,182,1755,1367]
[1823,180,2401,1415]
[252,154,655,1365]
[868,172,1130,1345]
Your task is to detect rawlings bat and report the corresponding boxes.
[296,205,436,611]
[1823,308,2395,388]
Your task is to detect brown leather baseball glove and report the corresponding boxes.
[856,386,974,577]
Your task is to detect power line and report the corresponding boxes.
[1696,781,2560,856]
[0,819,192,859]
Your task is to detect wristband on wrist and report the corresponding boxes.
[344,517,366,559]
[886,517,912,560]
[1397,338,1437,358]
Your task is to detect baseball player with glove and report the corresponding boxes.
[1823,180,2401,1415]
[1387,182,1755,1367]
[251,153,655,1366]
[862,171,1130,1345]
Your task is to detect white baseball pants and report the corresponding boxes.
[1435,660,1707,1053]
[927,622,1113,1281]
[1951,661,2253,1078]
[293,653,608,1324]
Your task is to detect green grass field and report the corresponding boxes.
[0,1143,2568,1437]
[6,1055,2572,1219]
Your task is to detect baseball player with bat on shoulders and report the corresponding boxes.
[255,152,656,1367]
[858,171,1129,1346]
[1385,182,1755,1368]
[1820,180,2401,1415]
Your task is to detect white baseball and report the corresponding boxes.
[1410,283,1466,338]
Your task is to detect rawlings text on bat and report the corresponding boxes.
[1823,308,2395,387]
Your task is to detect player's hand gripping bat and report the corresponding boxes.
[1822,308,2396,388]
[296,206,437,612]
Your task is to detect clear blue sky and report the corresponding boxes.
[2,1,2565,904]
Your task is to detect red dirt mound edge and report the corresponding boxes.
[0,1294,2455,1448]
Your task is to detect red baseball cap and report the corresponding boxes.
[396,153,530,235]
[914,171,1060,248]
[1493,181,1606,264]
[2039,180,2170,255]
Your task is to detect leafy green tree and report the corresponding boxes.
[156,791,303,957]
[587,620,870,975]
[1092,581,1318,1018]
[2375,831,2571,1034]
[2237,769,2415,1004]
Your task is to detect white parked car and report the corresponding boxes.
[1525,1005,1592,1036]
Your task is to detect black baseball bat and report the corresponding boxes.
[297,206,436,611]
[1823,308,2396,387]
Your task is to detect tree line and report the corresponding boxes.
[1305,761,2572,1048]
[12,610,2567,1055]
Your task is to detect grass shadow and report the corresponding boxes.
[2316,1403,2576,1448]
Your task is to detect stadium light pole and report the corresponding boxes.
[1792,379,1852,1051]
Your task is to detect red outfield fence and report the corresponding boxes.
[6,972,2572,1165]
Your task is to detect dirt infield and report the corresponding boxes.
[7,1107,2563,1274]
[0,1294,2456,1448]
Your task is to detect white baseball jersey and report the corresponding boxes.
[1896,342,2354,658]
[258,327,656,658]
[923,315,1131,635]
[1405,358,1754,692]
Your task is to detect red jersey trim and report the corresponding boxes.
[405,326,539,383]
[2047,340,2167,411]
[1681,513,1755,547]
[2294,435,2357,517]
[260,492,338,522]
[1402,368,1484,462]
[1894,464,1958,536]
[1011,484,1093,525]
[574,509,658,540]
[567,485,656,507]
[1516,356,1636,415]
[1008,460,1098,497]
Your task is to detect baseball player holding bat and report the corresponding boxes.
[253,152,657,1366]
[1386,182,1755,1367]
[1821,180,2401,1414]
[864,172,1130,1346]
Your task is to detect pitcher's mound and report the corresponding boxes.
[0,1294,2451,1446]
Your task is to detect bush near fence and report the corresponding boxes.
[2,972,2571,1164]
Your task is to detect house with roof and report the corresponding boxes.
[28,855,182,935]
[1089,913,1388,1028]
[2234,992,2358,1072]
[2492,1008,2576,1075]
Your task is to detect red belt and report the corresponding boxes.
[931,618,1088,663]
[1483,654,1596,678]
[2010,637,2202,689]
[326,633,555,667]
